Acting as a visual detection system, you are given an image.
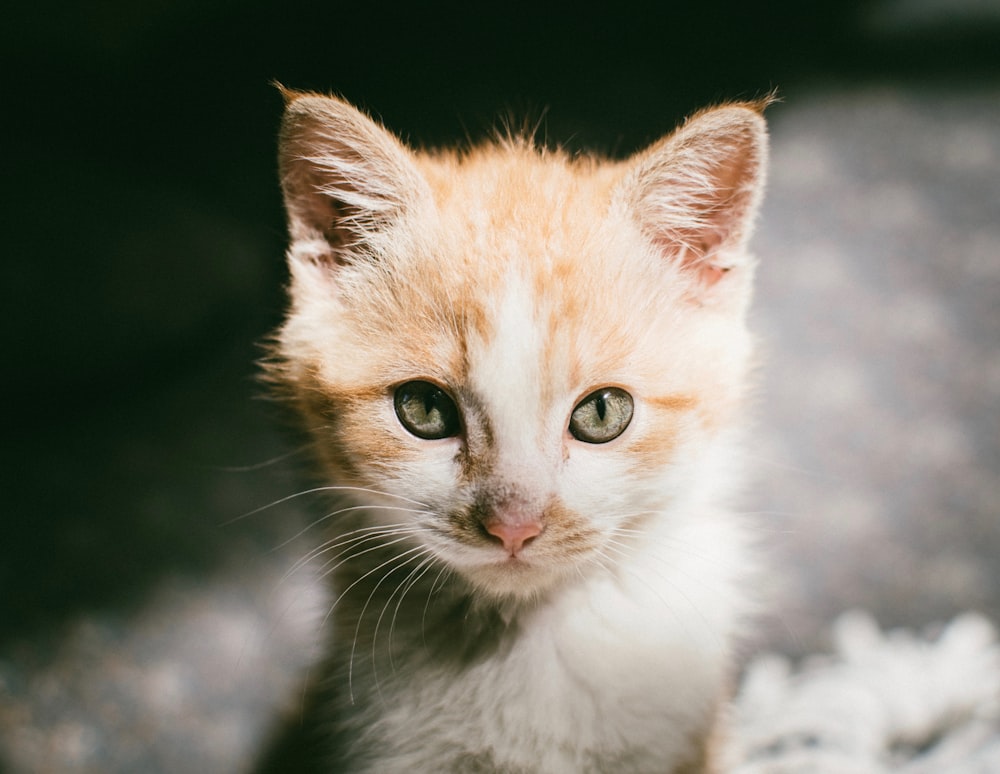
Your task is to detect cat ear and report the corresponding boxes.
[619,102,768,292]
[277,89,430,263]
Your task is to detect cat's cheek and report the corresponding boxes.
[386,450,464,510]
[620,413,695,474]
[301,391,452,495]
[556,452,635,534]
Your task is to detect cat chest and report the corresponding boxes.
[351,590,724,771]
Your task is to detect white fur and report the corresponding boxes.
[341,497,751,773]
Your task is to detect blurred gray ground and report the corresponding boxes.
[750,86,1000,652]
[1,83,998,771]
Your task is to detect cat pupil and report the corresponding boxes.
[595,394,607,422]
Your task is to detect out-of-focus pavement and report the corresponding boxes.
[751,86,1000,654]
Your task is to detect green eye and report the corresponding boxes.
[569,387,634,444]
[394,381,462,440]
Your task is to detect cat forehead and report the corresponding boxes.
[415,145,621,233]
[396,146,646,330]
[330,148,685,389]
[374,259,638,392]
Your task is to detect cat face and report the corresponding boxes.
[273,92,767,600]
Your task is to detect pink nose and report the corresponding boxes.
[484,519,542,556]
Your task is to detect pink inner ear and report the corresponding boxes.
[638,179,752,289]
[700,264,731,286]
[665,235,734,288]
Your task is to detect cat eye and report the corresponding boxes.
[569,387,634,444]
[394,381,462,440]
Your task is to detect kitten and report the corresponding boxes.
[267,89,768,773]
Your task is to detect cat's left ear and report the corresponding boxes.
[617,102,769,301]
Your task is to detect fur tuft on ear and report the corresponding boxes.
[620,102,769,289]
[277,89,429,264]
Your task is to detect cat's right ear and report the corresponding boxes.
[277,89,430,265]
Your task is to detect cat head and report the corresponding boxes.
[271,90,768,601]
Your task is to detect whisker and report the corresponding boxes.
[260,528,414,627]
[583,549,618,582]
[730,450,831,481]
[606,531,730,584]
[601,540,724,652]
[607,520,758,572]
[221,486,340,526]
[387,556,438,669]
[222,485,431,526]
[314,544,425,657]
[280,524,416,584]
[346,545,428,703]
[317,533,421,582]
[372,553,433,656]
[372,553,437,688]
[421,565,453,648]
[214,440,319,473]
[592,543,694,634]
[272,504,432,552]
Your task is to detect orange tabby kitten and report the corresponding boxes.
[269,89,768,773]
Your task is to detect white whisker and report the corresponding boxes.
[346,545,428,703]
[601,539,724,652]
[421,565,453,648]
[215,440,319,472]
[372,553,438,685]
[317,533,421,582]
[272,504,432,552]
[387,556,438,668]
[280,524,417,584]
[222,485,431,526]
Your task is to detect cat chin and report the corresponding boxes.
[455,556,578,604]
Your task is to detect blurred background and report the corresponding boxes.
[1,0,998,770]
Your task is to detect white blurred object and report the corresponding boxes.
[728,611,1000,773]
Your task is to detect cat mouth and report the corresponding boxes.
[490,552,534,567]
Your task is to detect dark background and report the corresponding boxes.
[2,1,999,771]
